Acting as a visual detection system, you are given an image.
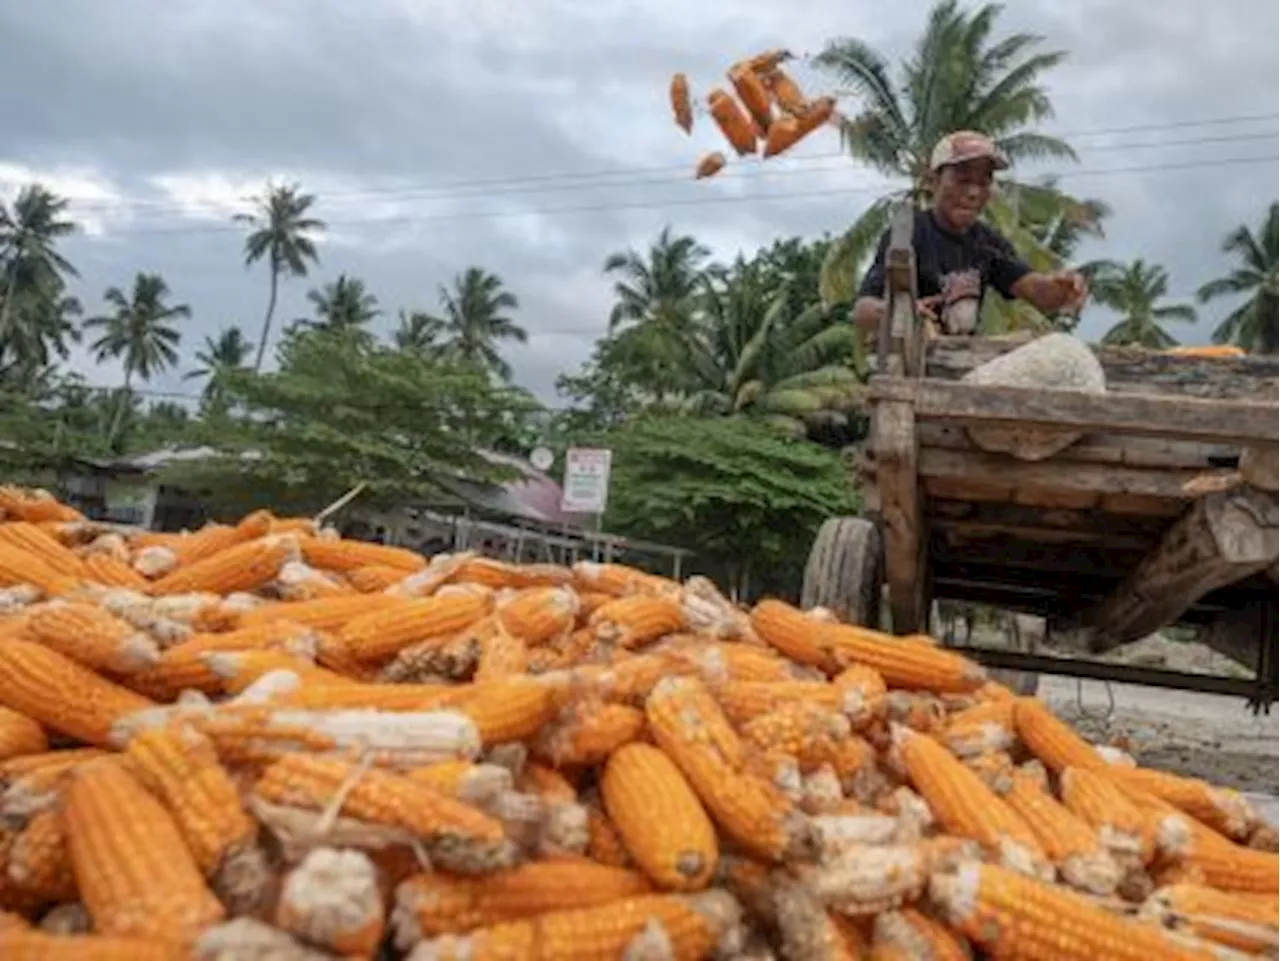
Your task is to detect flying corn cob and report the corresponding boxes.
[728,63,774,131]
[695,152,727,179]
[670,72,693,134]
[707,88,760,156]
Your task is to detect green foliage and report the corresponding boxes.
[163,332,532,517]
[1197,201,1278,354]
[586,415,858,599]
[1091,259,1197,348]
[417,267,528,382]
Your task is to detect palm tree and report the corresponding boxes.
[1090,259,1197,348]
[296,274,380,349]
[425,267,527,380]
[813,1,1103,309]
[84,273,190,441]
[183,326,252,406]
[393,309,447,355]
[234,182,325,372]
[1196,202,1278,354]
[602,228,710,399]
[0,185,80,368]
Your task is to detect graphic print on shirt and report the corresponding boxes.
[939,269,982,334]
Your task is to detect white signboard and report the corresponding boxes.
[560,447,613,514]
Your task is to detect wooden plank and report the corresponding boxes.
[1097,492,1184,517]
[869,378,1277,445]
[1052,486,1279,651]
[919,448,1202,500]
[925,336,1279,400]
[931,537,1144,577]
[874,400,927,634]
[916,423,1240,470]
[929,500,1171,541]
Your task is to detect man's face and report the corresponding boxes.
[933,159,995,230]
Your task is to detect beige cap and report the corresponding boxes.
[929,130,1009,172]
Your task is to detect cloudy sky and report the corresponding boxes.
[1,0,1276,409]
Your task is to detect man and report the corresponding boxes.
[852,130,1089,340]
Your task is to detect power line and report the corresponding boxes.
[54,112,1280,219]
[78,154,1279,237]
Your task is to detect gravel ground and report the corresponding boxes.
[1039,675,1278,794]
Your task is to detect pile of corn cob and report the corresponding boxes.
[0,484,1275,961]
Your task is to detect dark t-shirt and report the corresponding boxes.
[857,209,1031,334]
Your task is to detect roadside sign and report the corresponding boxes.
[560,447,613,514]
[529,446,554,472]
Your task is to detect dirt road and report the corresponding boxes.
[1040,675,1278,794]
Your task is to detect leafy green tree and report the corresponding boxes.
[1090,259,1196,348]
[166,333,527,517]
[84,273,190,444]
[814,1,1105,320]
[184,326,252,410]
[590,416,858,600]
[393,309,447,356]
[1197,201,1278,354]
[235,182,325,371]
[419,267,527,381]
[293,274,379,349]
[602,228,710,399]
[0,185,80,380]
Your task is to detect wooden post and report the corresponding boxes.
[875,400,928,633]
[877,201,921,378]
[1053,486,1278,650]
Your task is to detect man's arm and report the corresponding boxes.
[988,229,1089,315]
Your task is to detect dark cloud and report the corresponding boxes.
[1,0,1276,404]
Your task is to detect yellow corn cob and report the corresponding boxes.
[347,564,412,593]
[276,847,384,957]
[0,487,81,523]
[301,536,426,574]
[534,699,645,766]
[714,679,860,727]
[0,748,105,815]
[83,553,151,591]
[892,724,1051,879]
[576,590,615,617]
[7,807,76,905]
[406,889,740,961]
[0,928,189,960]
[473,622,531,681]
[749,598,839,669]
[930,861,1218,961]
[277,679,469,712]
[64,758,225,943]
[571,561,678,598]
[0,522,90,578]
[126,620,318,700]
[496,586,578,644]
[0,707,47,762]
[527,627,597,673]
[999,763,1121,895]
[795,837,976,916]
[517,760,578,801]
[253,754,515,873]
[27,601,161,675]
[740,701,854,773]
[0,544,81,596]
[170,523,246,566]
[1105,765,1257,842]
[147,536,294,597]
[238,592,405,632]
[1140,883,1279,954]
[588,594,685,648]
[832,664,889,723]
[379,632,480,683]
[272,560,355,601]
[1175,834,1280,894]
[391,859,653,943]
[664,640,798,684]
[941,698,1015,758]
[403,761,513,808]
[599,742,718,891]
[1060,766,1154,865]
[123,725,268,912]
[452,677,557,744]
[646,676,809,862]
[871,907,971,961]
[1013,697,1105,772]
[0,639,156,747]
[328,589,492,666]
[585,806,634,868]
[0,908,27,931]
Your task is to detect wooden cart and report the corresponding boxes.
[802,204,1280,708]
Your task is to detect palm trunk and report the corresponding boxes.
[0,262,17,370]
[107,368,133,451]
[253,267,279,372]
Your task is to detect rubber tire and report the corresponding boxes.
[801,517,883,628]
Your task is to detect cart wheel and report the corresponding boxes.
[802,517,883,628]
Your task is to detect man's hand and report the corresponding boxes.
[1048,270,1089,315]
[1012,270,1090,316]
[918,295,942,340]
